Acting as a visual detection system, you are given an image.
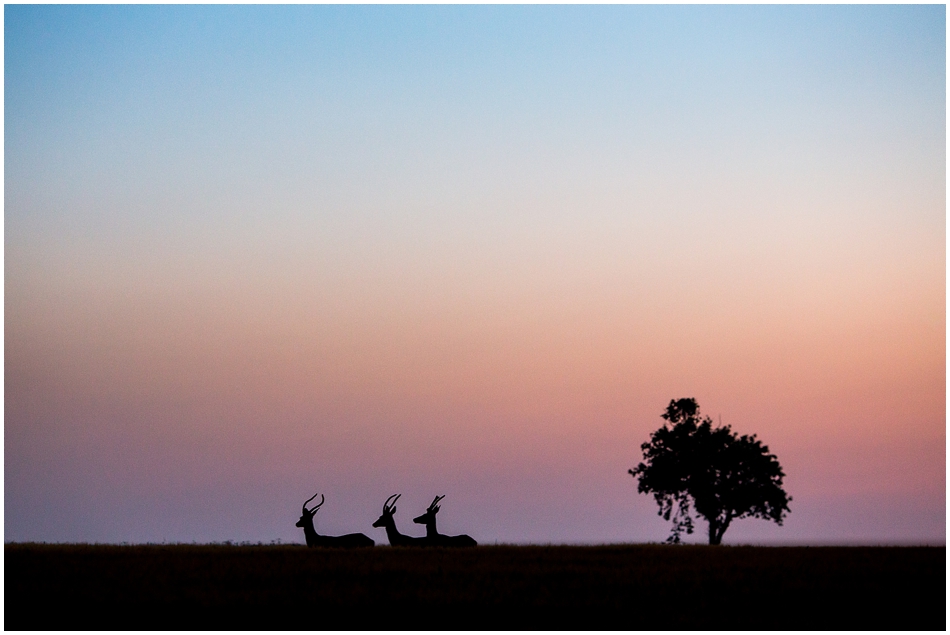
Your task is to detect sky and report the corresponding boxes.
[5,5,945,545]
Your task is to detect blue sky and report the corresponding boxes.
[5,5,945,544]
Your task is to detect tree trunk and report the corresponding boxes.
[708,515,732,545]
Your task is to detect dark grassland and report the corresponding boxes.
[5,543,943,630]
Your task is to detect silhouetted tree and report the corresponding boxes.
[629,398,791,545]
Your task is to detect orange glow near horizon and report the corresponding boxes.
[5,5,944,544]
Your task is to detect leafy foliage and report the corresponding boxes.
[630,398,791,544]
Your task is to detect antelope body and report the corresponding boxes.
[296,493,375,548]
[413,495,477,547]
[372,494,429,546]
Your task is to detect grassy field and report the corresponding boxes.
[5,543,944,630]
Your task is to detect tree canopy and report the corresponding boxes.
[629,398,791,545]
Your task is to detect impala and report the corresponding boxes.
[295,492,375,547]
[372,494,429,546]
[413,495,477,547]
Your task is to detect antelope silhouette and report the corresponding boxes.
[296,492,375,547]
[372,494,429,546]
[413,495,477,547]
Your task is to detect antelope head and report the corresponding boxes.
[373,494,400,528]
[413,495,445,525]
[296,492,324,528]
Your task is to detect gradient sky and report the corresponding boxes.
[5,5,945,545]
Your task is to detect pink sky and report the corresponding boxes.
[5,5,945,544]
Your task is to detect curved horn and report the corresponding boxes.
[384,494,400,511]
[428,495,445,512]
[310,493,325,513]
[303,491,320,514]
